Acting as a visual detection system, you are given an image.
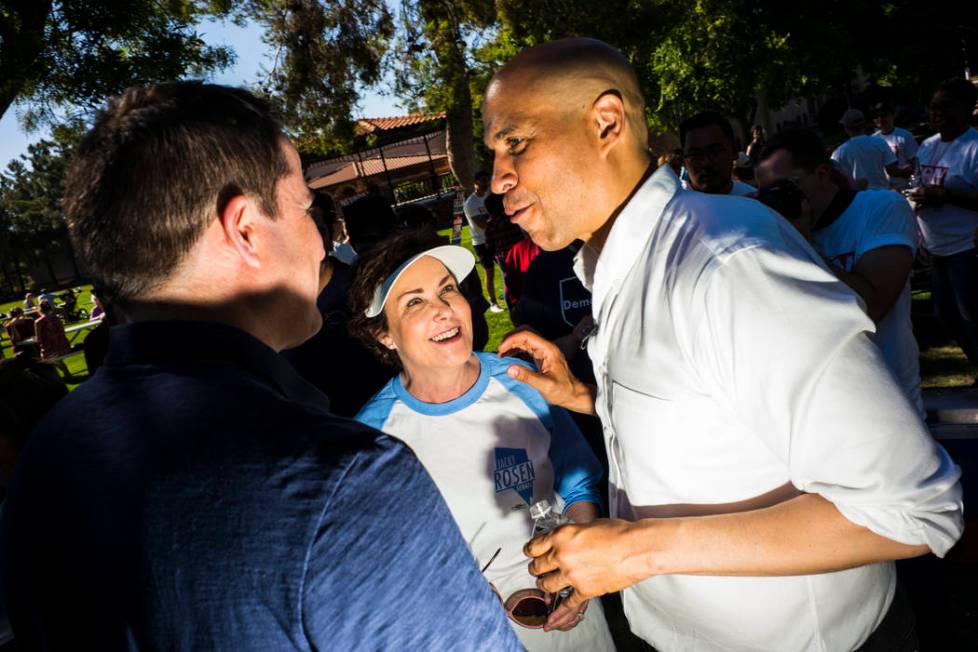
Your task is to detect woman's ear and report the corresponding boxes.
[376,331,396,351]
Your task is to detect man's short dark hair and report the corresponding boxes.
[936,78,978,109]
[679,112,735,147]
[64,81,289,304]
[758,129,832,174]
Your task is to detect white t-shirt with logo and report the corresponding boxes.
[811,190,923,414]
[874,127,919,190]
[463,192,490,245]
[831,135,898,190]
[356,352,614,651]
[915,127,978,256]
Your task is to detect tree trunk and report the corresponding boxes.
[0,0,54,123]
[445,94,475,195]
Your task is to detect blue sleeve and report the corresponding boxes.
[354,388,396,432]
[495,356,603,513]
[302,436,522,650]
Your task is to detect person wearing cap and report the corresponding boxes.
[349,228,614,651]
[486,38,962,651]
[832,108,903,190]
[871,103,919,191]
[679,111,756,196]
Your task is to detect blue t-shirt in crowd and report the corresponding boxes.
[0,321,521,651]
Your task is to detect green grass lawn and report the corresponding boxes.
[1,284,98,389]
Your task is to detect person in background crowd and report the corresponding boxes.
[33,300,70,361]
[732,152,756,186]
[21,294,34,311]
[832,109,903,190]
[871,102,919,191]
[486,37,961,651]
[3,308,36,358]
[908,78,978,379]
[350,229,614,650]
[680,111,756,196]
[90,291,105,320]
[464,170,505,313]
[38,289,56,307]
[283,192,394,417]
[756,129,924,414]
[656,149,683,176]
[745,124,766,163]
[0,81,521,651]
[483,193,537,312]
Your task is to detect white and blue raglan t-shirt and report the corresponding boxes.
[356,352,615,651]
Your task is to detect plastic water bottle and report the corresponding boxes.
[529,500,574,604]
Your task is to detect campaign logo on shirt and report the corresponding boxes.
[494,447,535,505]
[920,164,949,188]
[559,277,592,327]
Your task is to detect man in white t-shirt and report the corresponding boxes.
[832,109,903,190]
[463,171,504,312]
[908,78,978,373]
[680,111,756,197]
[756,129,923,414]
[872,103,919,191]
[485,38,961,652]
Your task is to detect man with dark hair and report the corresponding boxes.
[756,129,923,414]
[0,82,520,651]
[464,170,505,312]
[679,111,755,196]
[872,102,919,191]
[485,38,961,651]
[832,109,902,190]
[908,78,978,376]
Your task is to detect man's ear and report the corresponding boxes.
[219,194,261,268]
[592,90,626,158]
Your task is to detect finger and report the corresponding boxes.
[523,531,553,558]
[527,549,559,577]
[506,363,554,395]
[545,604,581,632]
[498,330,553,358]
[536,570,571,595]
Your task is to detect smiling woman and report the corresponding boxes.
[348,229,615,651]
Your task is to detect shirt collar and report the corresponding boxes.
[814,189,857,232]
[574,164,682,315]
[104,320,331,409]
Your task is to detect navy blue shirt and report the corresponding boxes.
[0,321,521,651]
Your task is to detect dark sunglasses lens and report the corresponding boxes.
[511,597,549,627]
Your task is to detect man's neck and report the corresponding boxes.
[584,158,656,255]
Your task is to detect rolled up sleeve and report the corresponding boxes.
[689,244,963,556]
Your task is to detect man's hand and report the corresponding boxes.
[498,329,596,415]
[907,185,946,207]
[524,519,652,626]
[544,597,589,632]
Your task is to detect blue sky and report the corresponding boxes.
[0,17,401,169]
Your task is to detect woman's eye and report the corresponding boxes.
[406,298,422,308]
[441,284,457,294]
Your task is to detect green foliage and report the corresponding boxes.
[0,0,236,128]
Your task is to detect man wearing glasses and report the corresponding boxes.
[680,111,756,196]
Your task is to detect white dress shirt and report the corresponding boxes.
[575,166,963,651]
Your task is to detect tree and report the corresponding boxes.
[0,122,84,289]
[245,0,394,155]
[0,0,236,128]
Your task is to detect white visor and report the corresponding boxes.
[365,245,475,318]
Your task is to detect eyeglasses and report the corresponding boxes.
[683,145,729,162]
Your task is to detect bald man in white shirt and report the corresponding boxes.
[486,38,962,652]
